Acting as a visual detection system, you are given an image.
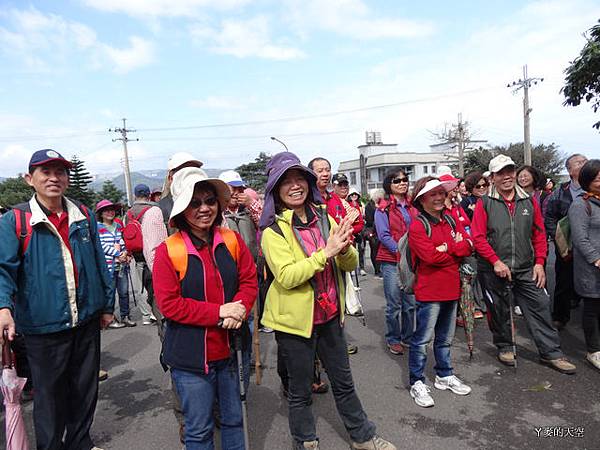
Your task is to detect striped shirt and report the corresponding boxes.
[98,221,125,274]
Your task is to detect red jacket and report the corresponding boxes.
[323,191,363,235]
[408,213,472,302]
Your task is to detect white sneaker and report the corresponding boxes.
[586,351,600,370]
[434,375,472,395]
[514,306,523,316]
[360,269,367,276]
[409,380,434,407]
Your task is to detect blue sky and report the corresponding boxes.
[1,0,600,177]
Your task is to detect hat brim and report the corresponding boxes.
[96,202,122,213]
[227,180,246,188]
[265,164,317,195]
[414,179,457,201]
[490,162,516,174]
[169,178,231,227]
[30,158,73,169]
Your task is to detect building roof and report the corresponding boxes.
[339,151,458,171]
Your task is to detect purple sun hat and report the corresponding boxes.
[259,152,323,230]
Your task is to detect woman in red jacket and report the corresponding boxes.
[407,176,473,408]
[152,167,258,449]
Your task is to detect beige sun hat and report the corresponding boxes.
[169,167,230,226]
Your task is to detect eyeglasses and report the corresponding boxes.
[475,183,489,189]
[189,197,218,209]
[392,177,409,184]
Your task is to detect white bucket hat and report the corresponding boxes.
[167,152,203,171]
[169,167,230,226]
[413,179,456,201]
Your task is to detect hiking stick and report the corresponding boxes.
[252,301,262,385]
[506,278,517,371]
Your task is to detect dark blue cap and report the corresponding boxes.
[134,184,151,197]
[29,149,72,169]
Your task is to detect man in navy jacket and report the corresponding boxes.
[0,149,113,450]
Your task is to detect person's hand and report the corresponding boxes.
[324,220,353,258]
[493,260,512,281]
[237,192,252,207]
[219,301,246,321]
[436,243,448,252]
[0,308,15,346]
[594,259,600,269]
[221,317,243,329]
[100,313,114,330]
[532,263,546,288]
[454,232,463,243]
[346,208,360,224]
[115,244,121,252]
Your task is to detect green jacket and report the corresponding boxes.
[260,205,358,338]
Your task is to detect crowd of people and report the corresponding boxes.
[0,147,599,450]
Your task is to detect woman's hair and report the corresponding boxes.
[382,168,407,196]
[464,171,484,193]
[517,165,544,190]
[96,207,115,223]
[273,169,315,214]
[172,181,223,232]
[578,159,600,192]
[411,176,438,212]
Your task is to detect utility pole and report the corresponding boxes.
[507,65,543,166]
[457,113,465,178]
[109,118,138,207]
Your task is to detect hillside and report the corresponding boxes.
[90,168,227,192]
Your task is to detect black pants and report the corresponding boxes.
[582,298,600,353]
[365,230,380,275]
[479,270,563,359]
[552,250,579,324]
[24,318,101,450]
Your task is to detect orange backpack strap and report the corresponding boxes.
[219,227,240,263]
[165,232,188,281]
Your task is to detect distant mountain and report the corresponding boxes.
[89,168,227,192]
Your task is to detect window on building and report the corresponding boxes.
[378,167,386,181]
[431,165,436,174]
[350,171,357,185]
[423,165,428,174]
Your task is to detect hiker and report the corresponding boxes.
[127,184,165,326]
[517,165,544,204]
[471,154,576,374]
[568,159,600,371]
[460,171,488,221]
[0,149,113,450]
[374,169,416,355]
[259,151,396,450]
[153,167,257,449]
[346,187,367,276]
[544,153,588,329]
[364,189,384,278]
[407,176,473,408]
[96,199,136,328]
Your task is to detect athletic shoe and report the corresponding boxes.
[388,343,405,355]
[347,344,358,355]
[299,441,319,449]
[586,352,600,371]
[121,316,137,327]
[514,306,523,316]
[142,317,157,325]
[497,351,516,366]
[108,320,125,329]
[434,375,472,395]
[410,381,434,408]
[351,435,397,450]
[98,370,108,382]
[260,327,274,333]
[473,310,484,319]
[360,269,367,276]
[540,357,576,375]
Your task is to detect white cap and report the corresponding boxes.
[437,165,453,177]
[488,154,516,174]
[482,171,491,178]
[167,152,203,171]
[169,167,230,226]
[413,179,456,201]
[218,170,246,187]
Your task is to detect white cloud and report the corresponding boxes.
[0,7,155,73]
[82,0,251,18]
[190,16,305,60]
[283,0,434,40]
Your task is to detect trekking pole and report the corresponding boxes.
[127,265,137,307]
[233,330,251,450]
[506,278,517,371]
[252,301,262,385]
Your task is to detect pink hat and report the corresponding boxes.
[95,199,121,213]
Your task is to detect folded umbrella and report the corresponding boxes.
[1,334,29,450]
[459,264,476,359]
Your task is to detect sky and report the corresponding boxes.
[1,0,600,178]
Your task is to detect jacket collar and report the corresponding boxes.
[488,184,530,201]
[276,203,327,226]
[28,195,86,227]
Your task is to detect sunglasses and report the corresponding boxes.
[392,177,409,184]
[189,197,218,209]
[475,183,489,189]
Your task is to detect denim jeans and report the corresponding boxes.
[381,262,415,345]
[409,301,457,386]
[275,319,375,448]
[112,266,130,319]
[171,356,247,450]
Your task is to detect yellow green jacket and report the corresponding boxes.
[260,205,358,338]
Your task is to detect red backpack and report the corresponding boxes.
[122,207,151,253]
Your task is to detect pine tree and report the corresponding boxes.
[236,152,271,192]
[95,180,125,204]
[0,177,34,208]
[66,155,95,207]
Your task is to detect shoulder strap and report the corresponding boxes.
[416,215,431,237]
[269,221,284,237]
[136,206,152,222]
[220,227,240,263]
[442,213,457,231]
[14,209,33,255]
[165,232,187,281]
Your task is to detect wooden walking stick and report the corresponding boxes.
[253,301,262,385]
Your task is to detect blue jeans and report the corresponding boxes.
[171,357,247,450]
[113,266,130,319]
[409,301,458,385]
[381,262,415,345]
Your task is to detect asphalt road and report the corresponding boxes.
[3,245,600,450]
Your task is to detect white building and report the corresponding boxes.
[338,132,459,194]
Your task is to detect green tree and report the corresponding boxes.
[0,177,34,208]
[464,143,564,178]
[235,152,271,192]
[95,180,125,204]
[562,20,600,129]
[66,155,95,207]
